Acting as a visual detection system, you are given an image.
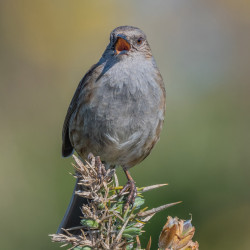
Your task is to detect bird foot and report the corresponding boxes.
[119,179,137,211]
[88,153,106,182]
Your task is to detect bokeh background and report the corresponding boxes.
[1,0,250,249]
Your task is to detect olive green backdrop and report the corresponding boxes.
[1,1,250,249]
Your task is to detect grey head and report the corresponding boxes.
[101,26,152,61]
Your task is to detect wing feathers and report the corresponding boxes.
[61,64,98,157]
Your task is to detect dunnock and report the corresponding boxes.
[58,26,166,233]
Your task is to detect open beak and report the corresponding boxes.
[115,37,131,55]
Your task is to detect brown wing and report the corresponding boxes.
[62,64,98,157]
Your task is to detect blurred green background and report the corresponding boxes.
[1,1,250,249]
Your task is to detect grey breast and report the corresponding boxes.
[70,55,164,167]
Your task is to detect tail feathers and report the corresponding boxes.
[57,179,87,234]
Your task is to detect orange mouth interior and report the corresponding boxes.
[115,37,131,54]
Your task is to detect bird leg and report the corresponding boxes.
[119,169,137,211]
[95,156,103,181]
[88,153,106,182]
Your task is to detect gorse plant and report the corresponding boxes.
[50,155,198,250]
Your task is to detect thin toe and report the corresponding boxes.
[123,181,137,211]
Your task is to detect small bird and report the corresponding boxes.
[58,26,166,233]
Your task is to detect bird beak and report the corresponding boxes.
[115,36,131,55]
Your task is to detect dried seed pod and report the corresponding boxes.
[158,216,198,250]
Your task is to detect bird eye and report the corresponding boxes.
[137,37,143,45]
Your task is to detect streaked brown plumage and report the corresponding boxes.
[58,26,166,233]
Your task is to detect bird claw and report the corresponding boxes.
[88,153,106,183]
[88,153,95,167]
[119,180,137,211]
[95,156,104,182]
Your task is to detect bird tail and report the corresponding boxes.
[57,178,87,234]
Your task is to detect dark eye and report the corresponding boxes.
[137,37,143,45]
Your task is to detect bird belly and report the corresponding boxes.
[70,66,164,167]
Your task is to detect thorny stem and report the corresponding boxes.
[50,154,198,250]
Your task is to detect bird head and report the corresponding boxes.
[107,26,152,58]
